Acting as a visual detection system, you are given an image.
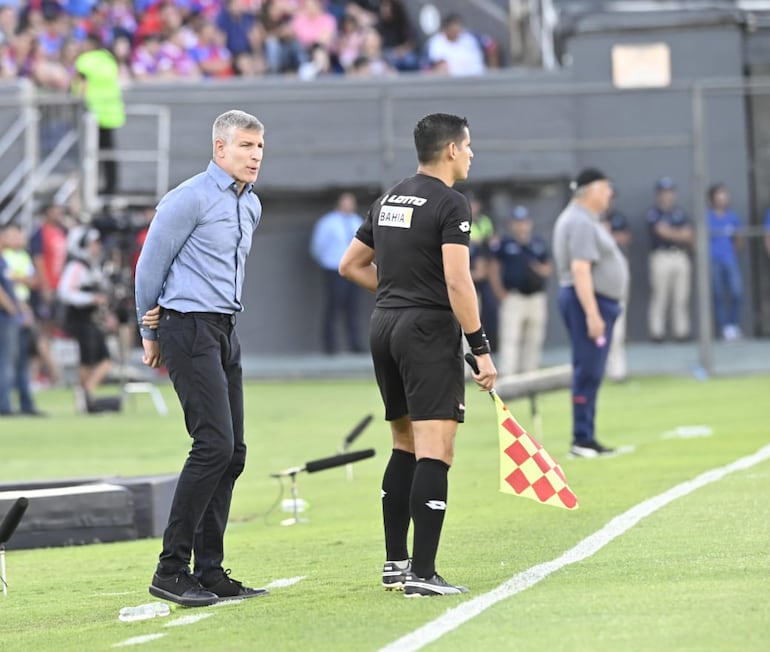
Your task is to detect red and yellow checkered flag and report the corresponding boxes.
[492,392,578,509]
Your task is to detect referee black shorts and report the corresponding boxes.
[369,307,465,423]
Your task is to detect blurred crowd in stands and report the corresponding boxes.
[0,0,501,88]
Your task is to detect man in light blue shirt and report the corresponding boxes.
[135,110,267,607]
[310,192,364,353]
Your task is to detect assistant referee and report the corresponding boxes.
[339,113,496,597]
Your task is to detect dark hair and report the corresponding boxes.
[442,13,463,29]
[413,113,469,165]
[708,182,726,203]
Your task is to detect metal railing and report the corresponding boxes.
[81,103,171,215]
[0,85,169,226]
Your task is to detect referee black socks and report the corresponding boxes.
[410,457,450,579]
[382,448,417,561]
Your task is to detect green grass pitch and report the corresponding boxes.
[1,374,768,651]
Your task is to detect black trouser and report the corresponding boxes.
[322,269,362,353]
[99,127,118,195]
[157,309,245,579]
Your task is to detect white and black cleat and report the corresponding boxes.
[404,573,468,597]
[382,559,411,590]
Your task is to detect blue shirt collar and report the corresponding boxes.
[206,160,253,194]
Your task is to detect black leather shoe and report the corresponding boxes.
[200,569,269,601]
[149,570,218,607]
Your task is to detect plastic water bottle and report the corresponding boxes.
[118,602,171,622]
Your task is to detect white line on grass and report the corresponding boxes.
[164,613,213,627]
[380,443,770,652]
[661,425,714,439]
[112,634,166,647]
[266,576,306,589]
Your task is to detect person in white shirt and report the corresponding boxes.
[426,14,485,77]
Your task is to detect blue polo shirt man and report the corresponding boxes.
[646,176,693,341]
[489,205,551,375]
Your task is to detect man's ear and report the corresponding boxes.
[447,141,457,160]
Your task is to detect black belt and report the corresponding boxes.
[162,308,236,327]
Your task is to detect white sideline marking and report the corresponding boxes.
[210,599,244,607]
[380,444,770,652]
[661,425,714,439]
[112,634,166,647]
[266,576,306,589]
[163,613,212,627]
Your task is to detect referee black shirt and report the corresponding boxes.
[355,174,472,309]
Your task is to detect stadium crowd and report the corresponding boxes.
[0,0,499,88]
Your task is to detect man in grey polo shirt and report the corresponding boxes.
[553,168,628,457]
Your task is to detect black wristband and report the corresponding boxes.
[464,327,491,356]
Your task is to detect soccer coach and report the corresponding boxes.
[553,168,628,458]
[339,113,496,597]
[135,110,267,606]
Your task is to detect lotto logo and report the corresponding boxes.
[381,194,427,206]
[425,500,447,511]
[459,221,470,232]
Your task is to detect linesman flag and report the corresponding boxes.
[466,354,578,510]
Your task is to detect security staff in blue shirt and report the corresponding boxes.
[646,176,693,342]
[135,110,268,607]
[708,182,744,340]
[310,192,364,354]
[489,205,552,375]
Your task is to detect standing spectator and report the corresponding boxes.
[553,169,627,458]
[0,224,19,416]
[489,205,552,375]
[602,208,631,382]
[425,14,485,77]
[2,223,45,416]
[29,202,69,387]
[57,226,119,413]
[135,110,267,607]
[338,113,496,596]
[467,193,497,351]
[73,33,126,196]
[310,192,364,354]
[707,183,744,341]
[646,176,693,342]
